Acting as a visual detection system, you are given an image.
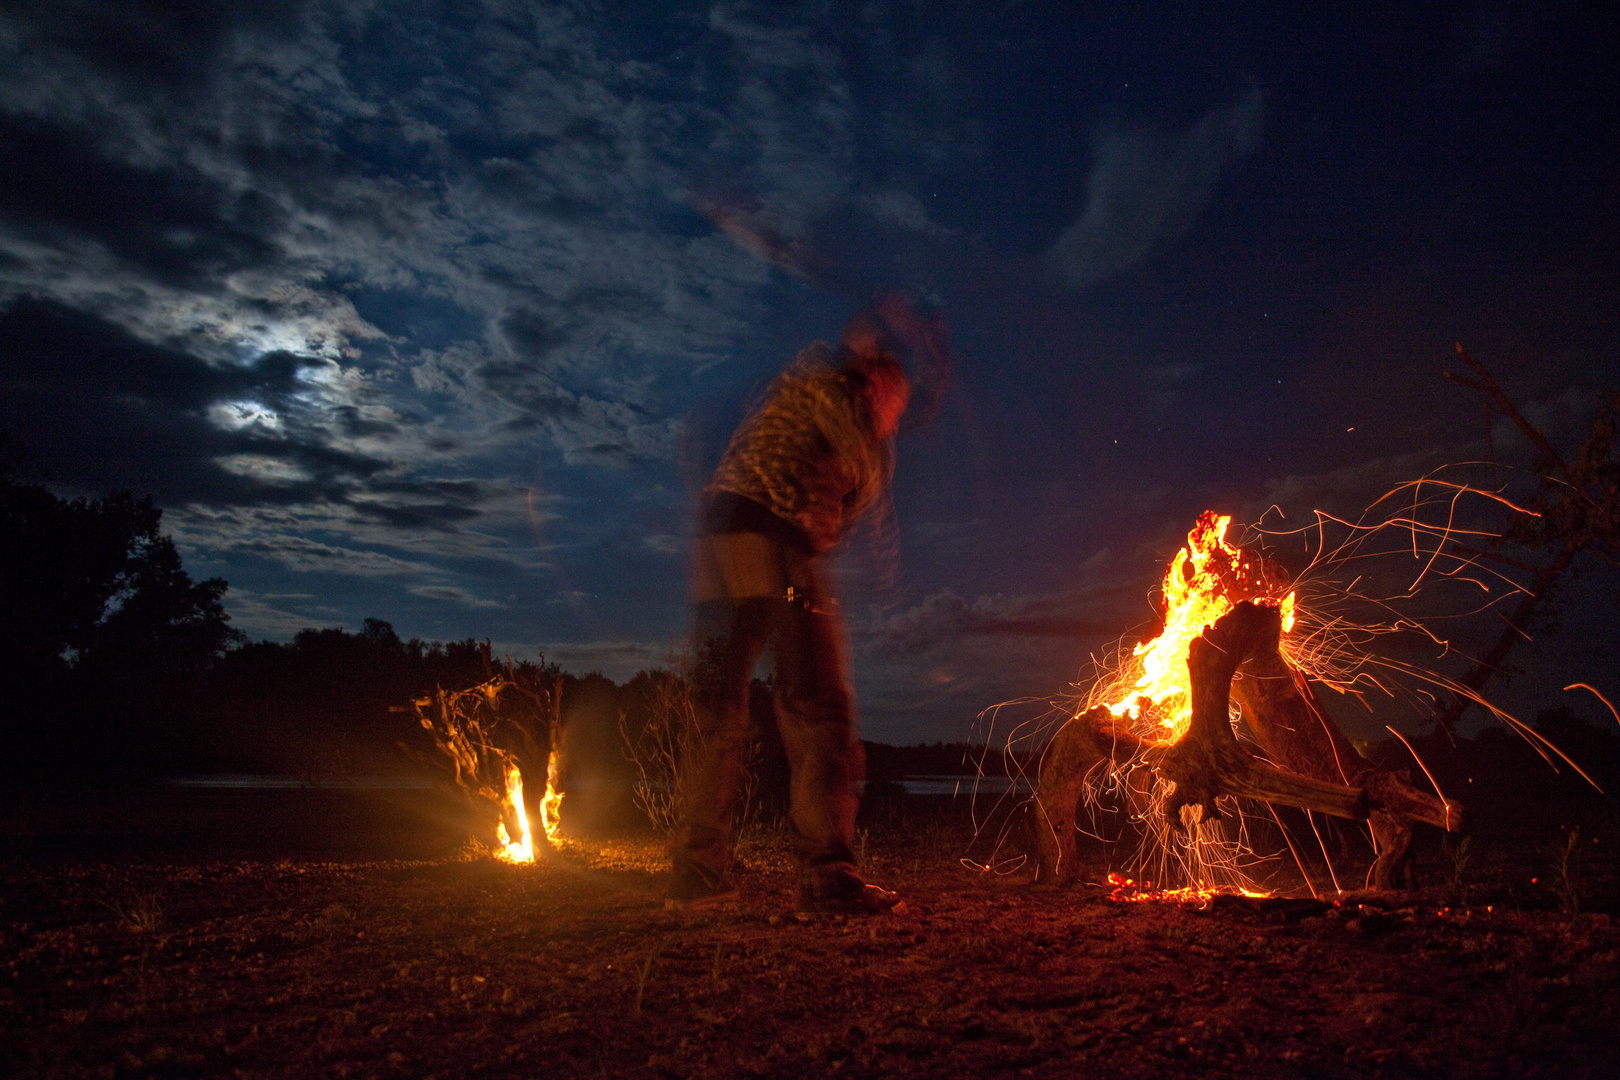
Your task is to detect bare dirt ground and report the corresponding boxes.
[3,785,1619,1079]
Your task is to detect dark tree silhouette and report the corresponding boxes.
[200,620,492,775]
[1434,348,1620,732]
[1,434,237,772]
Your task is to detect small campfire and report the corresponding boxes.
[411,653,566,862]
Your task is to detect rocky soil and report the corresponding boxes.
[3,783,1618,1079]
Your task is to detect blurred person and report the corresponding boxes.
[667,298,933,915]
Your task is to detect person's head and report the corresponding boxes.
[840,308,911,438]
[840,310,903,365]
[838,291,951,433]
[850,353,910,439]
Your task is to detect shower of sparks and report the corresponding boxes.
[973,466,1595,895]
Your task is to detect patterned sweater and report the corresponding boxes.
[707,343,893,554]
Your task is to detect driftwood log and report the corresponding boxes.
[1034,600,1462,890]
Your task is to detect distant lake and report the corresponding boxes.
[897,775,1032,796]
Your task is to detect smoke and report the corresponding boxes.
[1048,86,1264,288]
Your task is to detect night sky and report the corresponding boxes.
[2,2,1616,744]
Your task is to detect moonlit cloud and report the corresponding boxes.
[222,589,343,639]
[1,3,766,470]
[3,1,975,696]
[0,2,852,630]
[856,587,1133,660]
[407,584,505,609]
[1048,87,1263,288]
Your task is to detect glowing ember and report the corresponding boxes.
[1101,510,1294,743]
[1105,872,1269,906]
[496,762,535,863]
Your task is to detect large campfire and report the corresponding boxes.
[1034,511,1460,895]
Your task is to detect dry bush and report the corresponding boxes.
[105,892,165,934]
[619,671,697,835]
[618,668,763,837]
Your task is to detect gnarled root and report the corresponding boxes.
[1034,602,1367,880]
[1227,616,1462,890]
[1032,708,1143,883]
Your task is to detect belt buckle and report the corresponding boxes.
[785,586,836,614]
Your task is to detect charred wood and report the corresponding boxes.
[1032,707,1140,883]
[1155,601,1368,828]
[1230,631,1461,890]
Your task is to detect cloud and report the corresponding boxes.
[164,498,546,577]
[407,584,505,609]
[205,533,432,576]
[538,639,677,681]
[0,1,769,477]
[221,588,342,640]
[857,586,1136,660]
[641,533,683,556]
[0,297,379,501]
[1048,87,1263,288]
[0,0,997,678]
[0,1,966,490]
[856,189,952,240]
[0,299,528,562]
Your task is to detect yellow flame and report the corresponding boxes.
[539,748,564,844]
[1098,511,1295,743]
[1078,510,1302,898]
[496,762,535,863]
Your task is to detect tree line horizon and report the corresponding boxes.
[6,420,1617,829]
[1,435,1036,798]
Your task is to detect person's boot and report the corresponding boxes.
[794,869,905,915]
[664,861,740,911]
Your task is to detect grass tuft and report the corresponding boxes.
[106,892,165,934]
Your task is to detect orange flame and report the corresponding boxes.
[539,748,564,844]
[1073,510,1296,900]
[1101,511,1294,743]
[495,752,563,860]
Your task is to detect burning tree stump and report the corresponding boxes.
[1155,601,1368,826]
[1035,600,1461,889]
[408,661,567,861]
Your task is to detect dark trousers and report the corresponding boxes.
[673,528,864,886]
